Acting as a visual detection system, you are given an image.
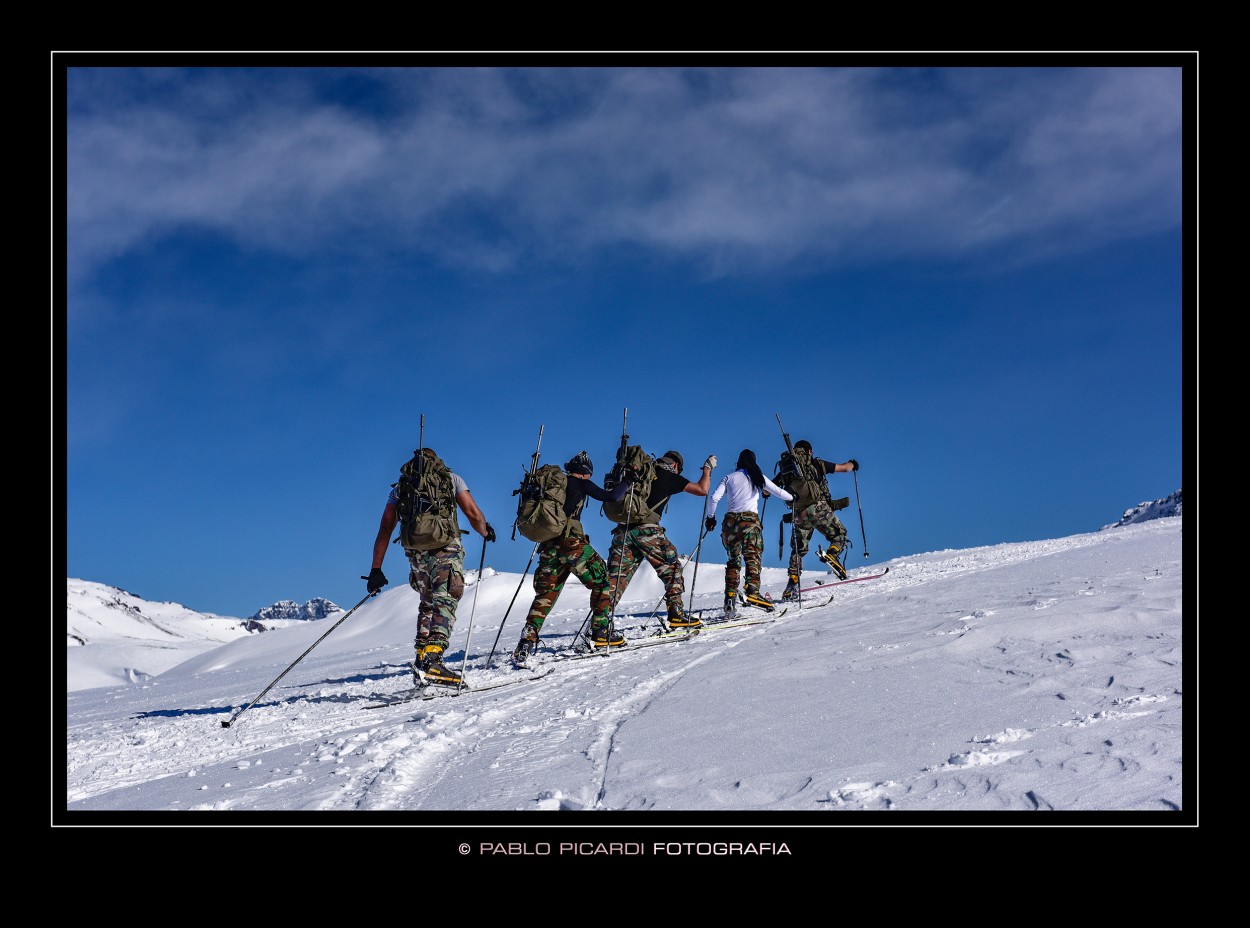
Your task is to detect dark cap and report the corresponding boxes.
[795,440,812,453]
[662,450,684,472]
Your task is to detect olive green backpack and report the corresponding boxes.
[394,449,461,551]
[777,447,827,510]
[515,464,582,542]
[602,445,662,526]
[776,447,850,512]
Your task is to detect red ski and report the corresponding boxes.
[799,566,890,594]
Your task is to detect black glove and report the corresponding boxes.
[705,516,717,532]
[365,567,388,594]
[849,459,860,471]
[484,523,497,543]
[782,513,793,524]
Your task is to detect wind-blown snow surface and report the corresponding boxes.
[63,517,1187,826]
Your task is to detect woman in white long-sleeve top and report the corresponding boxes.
[704,449,793,614]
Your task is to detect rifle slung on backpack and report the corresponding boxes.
[774,413,832,511]
[511,425,545,541]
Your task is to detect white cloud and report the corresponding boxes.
[64,66,1185,285]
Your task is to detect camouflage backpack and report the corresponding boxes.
[602,445,662,526]
[514,464,582,543]
[394,449,461,551]
[776,446,828,510]
[776,447,850,512]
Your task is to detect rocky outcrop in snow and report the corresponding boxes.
[1102,489,1182,529]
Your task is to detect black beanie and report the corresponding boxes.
[795,440,812,453]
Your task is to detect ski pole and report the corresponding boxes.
[687,492,711,614]
[853,468,869,558]
[573,607,594,646]
[457,536,490,693]
[637,548,703,632]
[606,407,632,643]
[222,590,376,729]
[485,542,539,668]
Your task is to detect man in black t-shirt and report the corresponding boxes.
[605,449,716,630]
[512,451,629,662]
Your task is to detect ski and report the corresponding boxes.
[615,604,722,622]
[798,567,890,594]
[703,611,785,627]
[555,612,782,660]
[364,668,554,708]
[556,633,697,660]
[655,612,783,634]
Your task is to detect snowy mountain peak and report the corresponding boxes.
[247,598,343,624]
[1102,489,1183,530]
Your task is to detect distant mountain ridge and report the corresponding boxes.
[246,598,342,624]
[1102,489,1182,530]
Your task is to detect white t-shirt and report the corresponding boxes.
[387,472,469,507]
[707,469,793,518]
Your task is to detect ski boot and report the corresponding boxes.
[416,643,463,686]
[668,611,703,630]
[817,545,849,580]
[511,624,540,667]
[781,573,801,601]
[723,589,737,616]
[742,587,776,612]
[589,623,626,647]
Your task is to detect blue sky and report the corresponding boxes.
[61,58,1191,619]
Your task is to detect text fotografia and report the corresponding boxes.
[478,842,791,856]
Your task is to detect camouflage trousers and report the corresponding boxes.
[606,524,685,619]
[406,542,465,651]
[721,511,765,593]
[788,500,848,574]
[525,533,611,633]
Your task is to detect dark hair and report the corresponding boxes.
[736,449,765,489]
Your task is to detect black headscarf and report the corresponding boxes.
[565,451,593,476]
[736,449,765,489]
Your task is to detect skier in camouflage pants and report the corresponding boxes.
[512,451,627,662]
[365,455,496,687]
[776,440,860,599]
[705,449,793,613]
